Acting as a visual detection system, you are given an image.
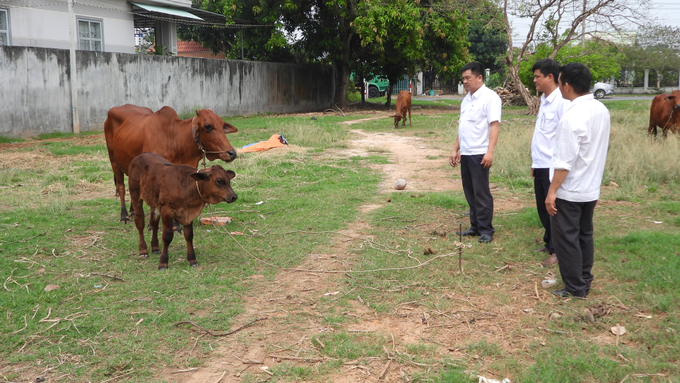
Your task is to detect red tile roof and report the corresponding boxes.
[177,40,211,53]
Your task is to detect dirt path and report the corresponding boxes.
[343,129,462,193]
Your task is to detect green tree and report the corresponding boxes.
[467,2,508,73]
[518,39,623,93]
[354,0,469,106]
[618,24,680,89]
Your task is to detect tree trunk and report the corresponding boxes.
[384,83,393,107]
[505,58,540,115]
[334,63,349,109]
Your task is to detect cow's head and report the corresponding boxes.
[392,114,403,128]
[191,165,238,204]
[666,94,680,111]
[191,109,238,163]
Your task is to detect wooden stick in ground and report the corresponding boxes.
[174,317,267,337]
[88,272,125,282]
[376,360,391,383]
[214,371,227,383]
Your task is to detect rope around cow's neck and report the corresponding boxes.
[662,108,677,136]
[195,181,207,205]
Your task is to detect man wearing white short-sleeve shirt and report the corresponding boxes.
[530,59,569,267]
[450,62,502,243]
[546,63,611,298]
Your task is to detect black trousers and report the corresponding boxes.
[533,168,554,253]
[550,198,597,297]
[460,155,494,236]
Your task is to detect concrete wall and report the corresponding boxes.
[0,46,334,137]
[614,86,678,95]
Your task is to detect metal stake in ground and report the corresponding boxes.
[459,223,462,273]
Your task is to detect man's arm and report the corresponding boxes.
[545,169,568,216]
[449,136,461,168]
[481,120,500,169]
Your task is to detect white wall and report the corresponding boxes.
[7,0,135,53]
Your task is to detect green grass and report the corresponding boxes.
[1,101,679,382]
[0,136,26,143]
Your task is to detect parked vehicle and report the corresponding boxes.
[591,82,614,99]
[353,74,410,98]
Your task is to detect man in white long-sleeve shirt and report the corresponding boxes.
[530,59,569,267]
[546,63,611,298]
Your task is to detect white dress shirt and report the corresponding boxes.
[551,94,611,202]
[531,88,569,169]
[458,84,502,155]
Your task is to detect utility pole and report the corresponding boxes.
[67,0,80,133]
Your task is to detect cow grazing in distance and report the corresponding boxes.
[104,105,238,223]
[392,90,412,128]
[128,152,237,270]
[648,90,680,137]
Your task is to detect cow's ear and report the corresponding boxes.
[223,122,238,134]
[191,172,209,181]
[665,96,677,102]
[226,170,236,179]
[195,110,200,116]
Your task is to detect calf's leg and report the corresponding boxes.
[150,208,161,254]
[183,223,198,268]
[158,214,175,271]
[131,196,148,257]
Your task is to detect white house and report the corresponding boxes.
[0,0,224,54]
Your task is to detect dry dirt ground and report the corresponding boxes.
[162,121,535,383]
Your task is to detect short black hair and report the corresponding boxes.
[462,62,485,80]
[532,58,560,84]
[559,63,591,94]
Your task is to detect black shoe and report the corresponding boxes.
[478,234,493,243]
[456,228,480,237]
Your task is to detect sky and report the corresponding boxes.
[509,0,680,46]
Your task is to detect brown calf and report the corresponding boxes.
[128,152,237,270]
[648,90,680,137]
[105,105,238,223]
[392,90,412,128]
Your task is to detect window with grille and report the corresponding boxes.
[0,9,9,46]
[78,19,102,51]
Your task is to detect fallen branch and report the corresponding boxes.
[87,273,125,282]
[99,369,134,383]
[269,354,325,362]
[6,231,47,244]
[174,317,267,337]
[376,360,391,383]
[171,368,198,374]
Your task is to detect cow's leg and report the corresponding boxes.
[150,208,161,254]
[183,223,198,268]
[111,164,129,223]
[131,195,147,257]
[158,213,175,271]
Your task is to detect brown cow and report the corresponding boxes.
[128,152,237,270]
[392,90,412,128]
[104,104,238,223]
[648,90,680,137]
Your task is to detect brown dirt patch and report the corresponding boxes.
[340,129,462,193]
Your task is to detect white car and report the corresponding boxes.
[591,82,614,99]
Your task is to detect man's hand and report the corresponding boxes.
[530,168,534,179]
[545,191,558,216]
[449,151,461,168]
[481,152,494,169]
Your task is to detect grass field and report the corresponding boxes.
[0,99,678,383]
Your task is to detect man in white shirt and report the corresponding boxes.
[546,63,611,298]
[450,62,502,243]
[530,59,569,267]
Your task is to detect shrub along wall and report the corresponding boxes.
[0,46,334,137]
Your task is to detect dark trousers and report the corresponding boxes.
[460,155,494,236]
[550,198,597,297]
[533,168,554,253]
